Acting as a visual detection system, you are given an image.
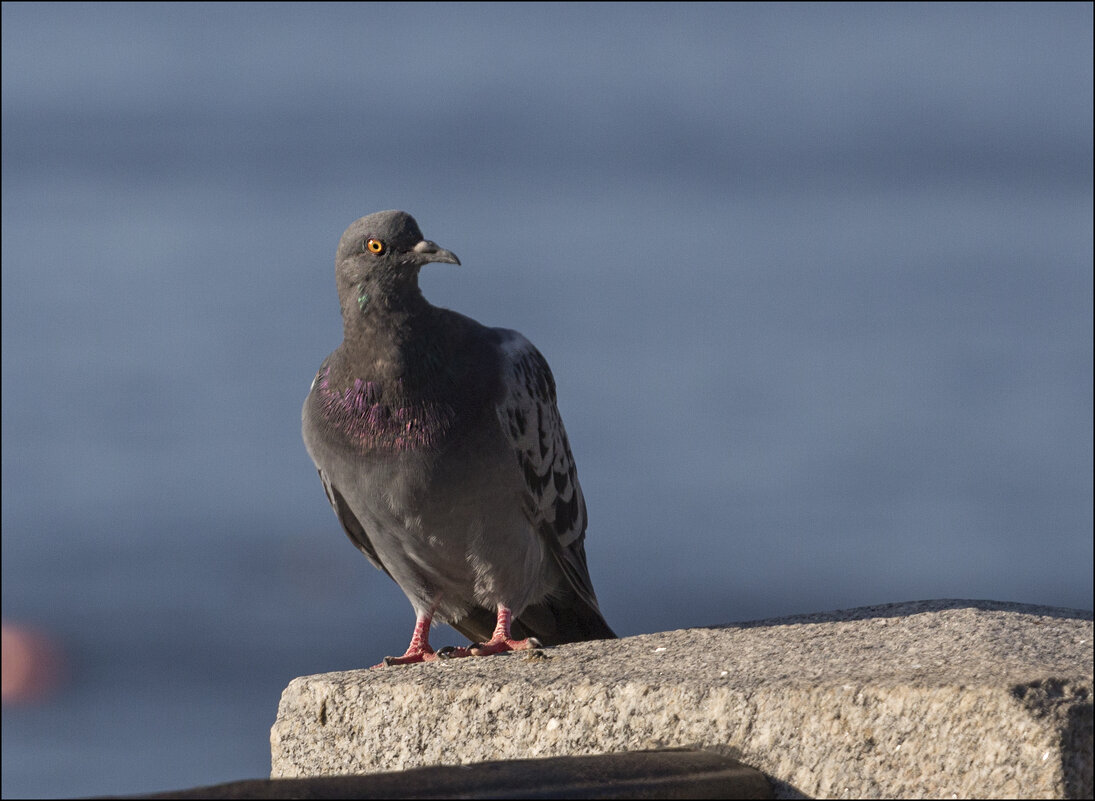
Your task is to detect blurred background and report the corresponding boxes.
[2,2,1091,797]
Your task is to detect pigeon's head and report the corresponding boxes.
[336,210,460,284]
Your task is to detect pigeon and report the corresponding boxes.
[302,210,616,666]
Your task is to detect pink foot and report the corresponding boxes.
[372,644,437,668]
[469,635,541,656]
[372,612,439,668]
[465,604,542,656]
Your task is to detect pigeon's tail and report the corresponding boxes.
[517,590,617,646]
[452,591,616,648]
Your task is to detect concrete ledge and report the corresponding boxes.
[140,749,769,799]
[270,600,1093,799]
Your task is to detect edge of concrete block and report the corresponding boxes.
[270,599,1093,799]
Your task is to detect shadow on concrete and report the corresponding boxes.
[101,748,773,800]
[1064,700,1094,800]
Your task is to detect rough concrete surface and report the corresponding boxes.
[270,600,1093,799]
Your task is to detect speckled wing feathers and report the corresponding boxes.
[494,333,601,613]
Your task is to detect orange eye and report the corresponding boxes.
[365,238,385,254]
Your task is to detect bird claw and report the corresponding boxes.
[436,645,472,659]
[373,647,438,668]
[469,635,542,656]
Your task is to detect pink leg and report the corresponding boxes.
[373,611,437,668]
[468,605,541,656]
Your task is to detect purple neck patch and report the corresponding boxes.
[315,366,455,453]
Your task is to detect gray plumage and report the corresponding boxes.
[302,211,614,660]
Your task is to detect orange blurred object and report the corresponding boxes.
[1,621,65,704]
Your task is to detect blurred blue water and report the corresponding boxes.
[2,3,1092,797]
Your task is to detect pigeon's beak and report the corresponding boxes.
[413,239,461,266]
